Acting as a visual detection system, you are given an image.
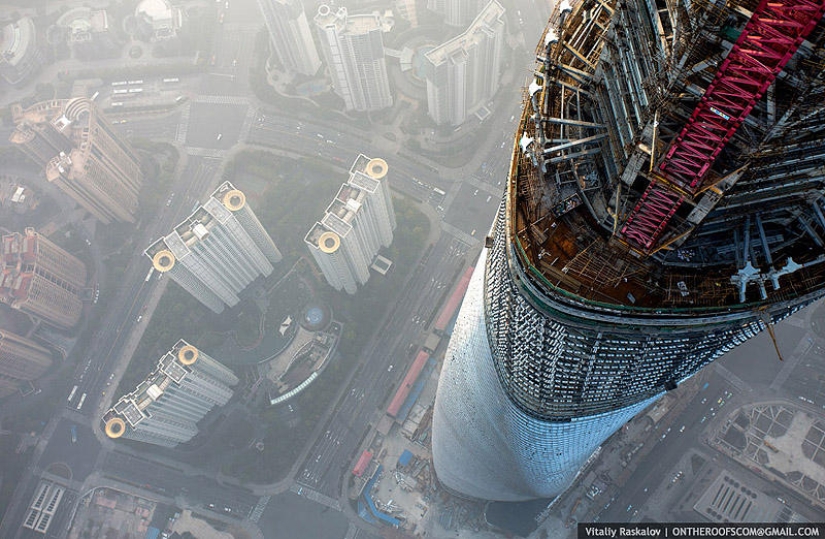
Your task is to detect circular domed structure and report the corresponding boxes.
[300,302,331,331]
[318,231,340,254]
[178,344,199,365]
[105,417,126,438]
[366,158,388,180]
[152,250,175,272]
[222,189,246,211]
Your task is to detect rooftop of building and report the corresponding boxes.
[56,7,109,37]
[306,154,390,247]
[509,0,825,316]
[104,340,206,434]
[0,17,36,66]
[148,183,247,258]
[10,98,94,154]
[424,0,505,66]
[135,0,177,23]
[313,5,393,34]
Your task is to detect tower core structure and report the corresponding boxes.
[432,0,825,501]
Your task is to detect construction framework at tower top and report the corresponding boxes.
[512,0,825,312]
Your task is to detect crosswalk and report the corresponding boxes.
[186,148,228,158]
[175,102,191,144]
[441,221,481,247]
[194,95,250,105]
[248,495,270,523]
[239,106,257,143]
[291,483,341,511]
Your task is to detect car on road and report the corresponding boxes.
[136,315,143,322]
[387,365,394,372]
[216,133,223,141]
[679,425,686,433]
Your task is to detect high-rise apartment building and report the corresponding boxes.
[395,0,418,27]
[306,155,395,294]
[427,0,485,27]
[9,98,143,224]
[433,0,825,501]
[0,330,53,398]
[145,182,282,314]
[424,0,505,126]
[103,340,238,447]
[258,0,321,76]
[0,228,87,329]
[314,5,393,112]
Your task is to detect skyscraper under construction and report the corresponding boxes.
[432,0,825,501]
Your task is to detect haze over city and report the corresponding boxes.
[0,0,824,538]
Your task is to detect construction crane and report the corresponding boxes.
[758,309,785,362]
[619,0,825,254]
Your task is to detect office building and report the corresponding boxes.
[0,330,53,398]
[9,97,143,224]
[424,0,505,126]
[0,228,87,329]
[0,17,44,86]
[306,155,395,294]
[314,5,393,112]
[145,181,282,314]
[258,0,321,76]
[103,340,238,447]
[432,0,825,501]
[427,0,486,27]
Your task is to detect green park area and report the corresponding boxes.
[119,150,430,483]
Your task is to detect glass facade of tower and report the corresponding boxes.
[433,0,825,501]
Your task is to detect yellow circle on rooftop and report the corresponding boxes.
[318,231,340,253]
[152,250,175,272]
[178,344,199,365]
[366,158,388,180]
[222,189,246,211]
[105,417,126,439]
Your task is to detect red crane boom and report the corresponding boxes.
[620,0,825,252]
